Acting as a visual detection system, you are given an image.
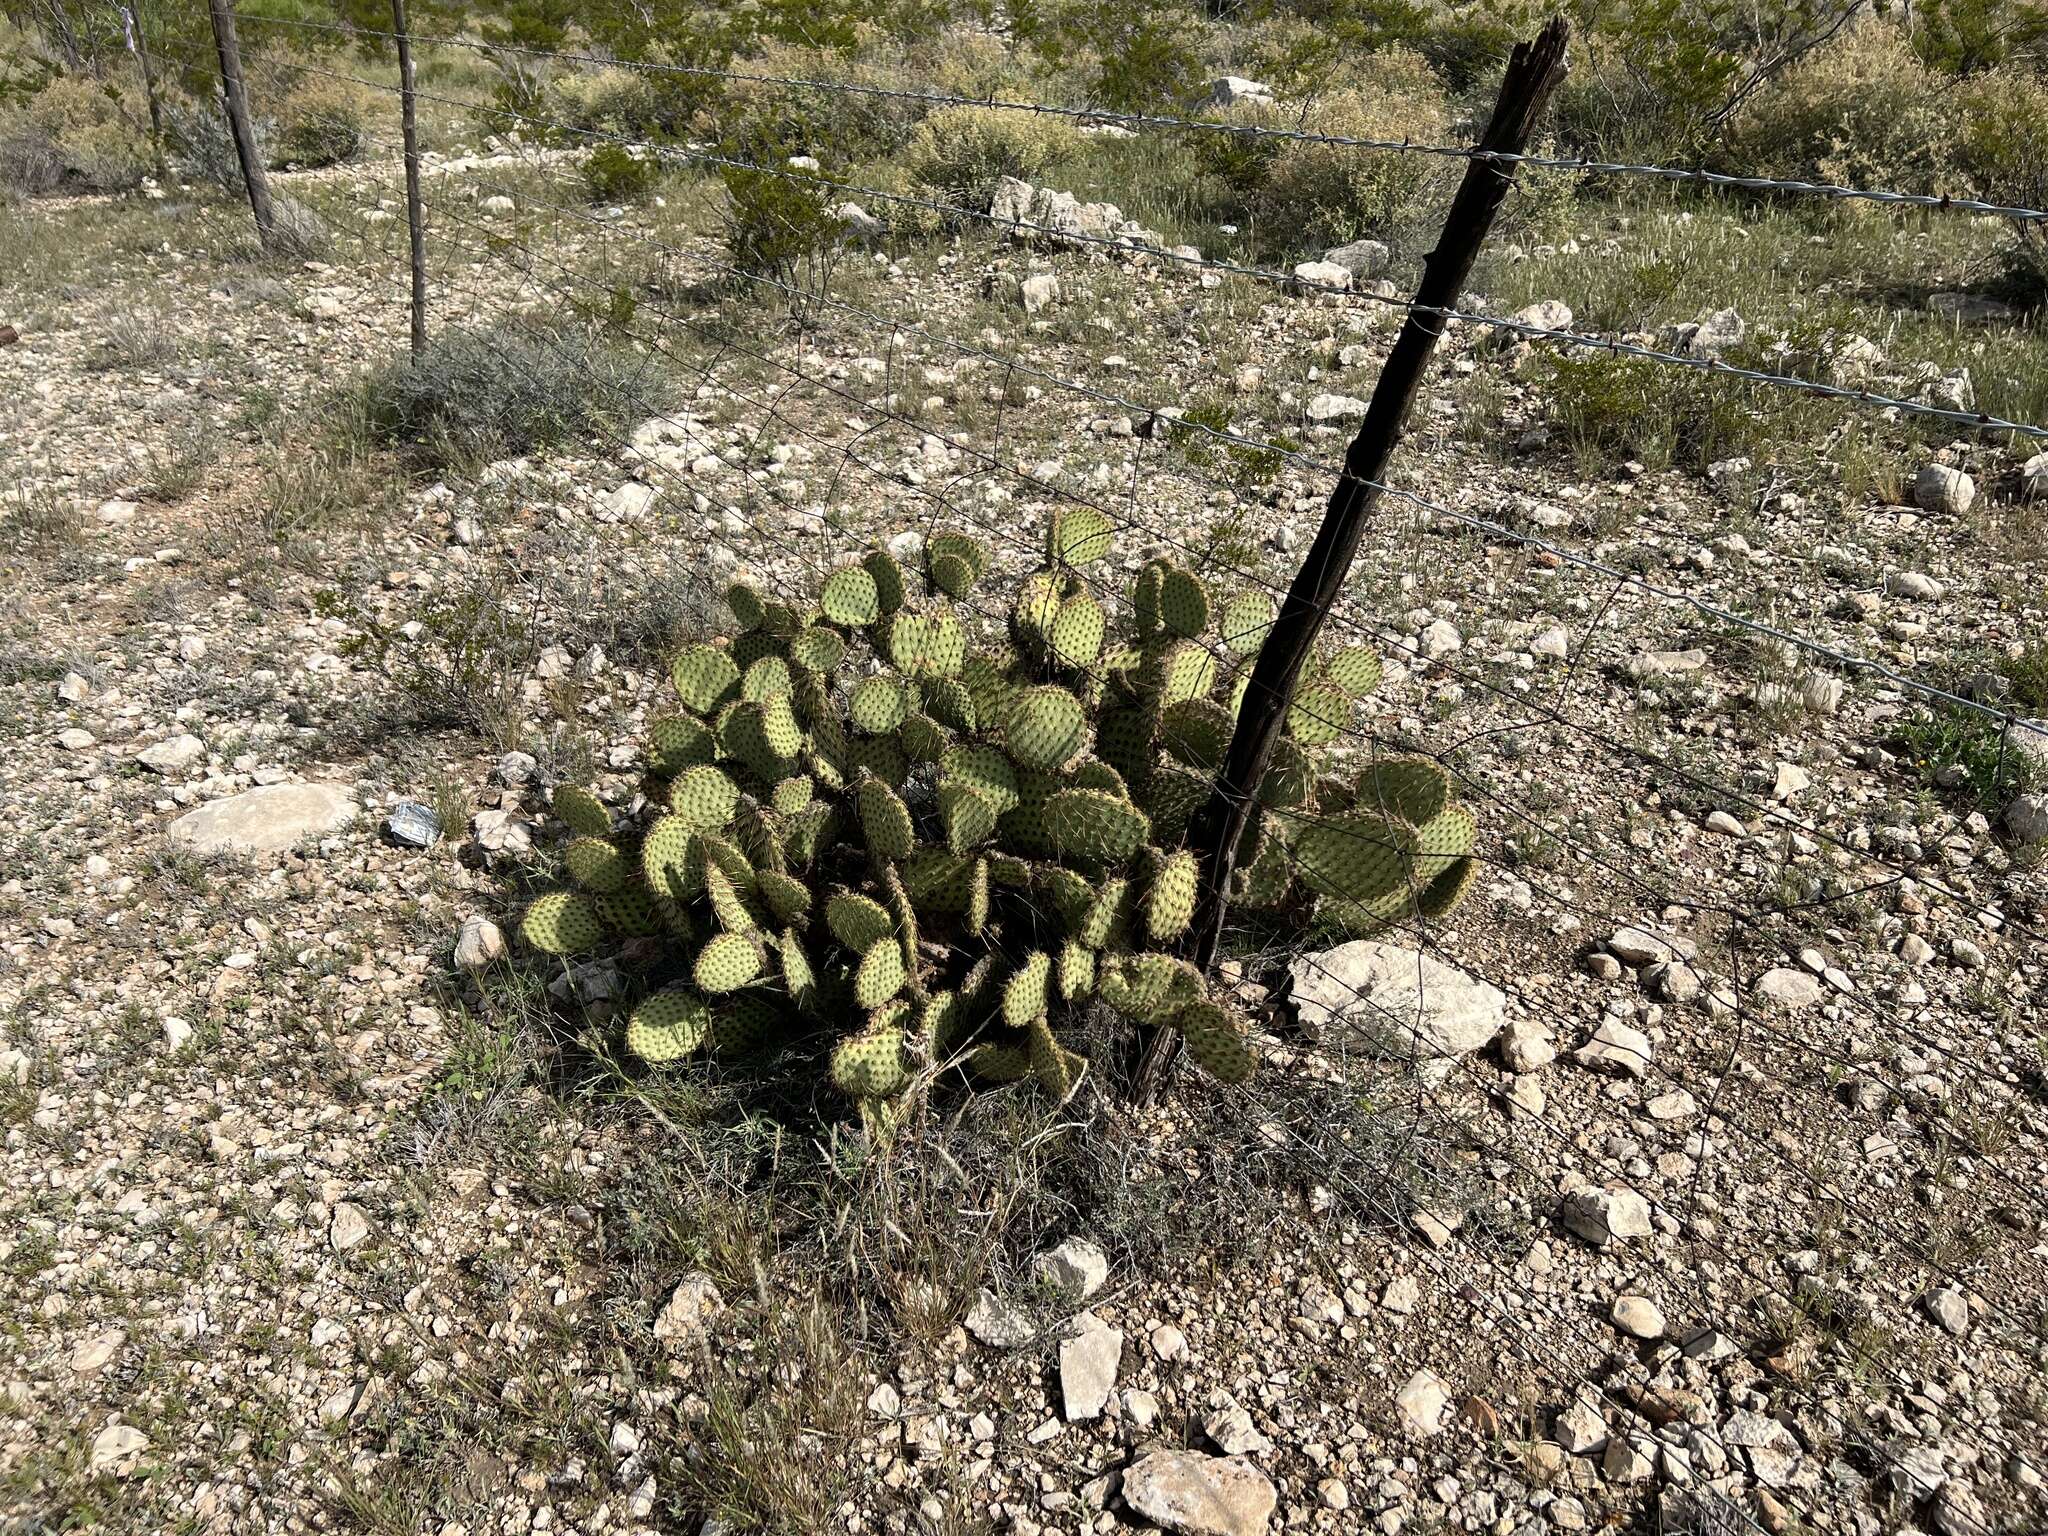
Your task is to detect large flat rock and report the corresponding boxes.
[167,783,358,855]
[1289,939,1506,1059]
[1122,1450,1275,1536]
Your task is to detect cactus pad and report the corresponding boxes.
[820,565,881,627]
[1174,999,1256,1084]
[648,714,716,774]
[1043,788,1150,862]
[519,891,606,956]
[850,674,908,734]
[1323,644,1384,698]
[694,931,763,992]
[777,927,818,1010]
[862,549,908,616]
[1057,940,1095,1000]
[553,785,610,837]
[1002,686,1087,771]
[855,776,915,859]
[1160,698,1234,770]
[596,883,661,936]
[790,625,846,674]
[1099,951,1199,1026]
[726,581,767,632]
[1219,592,1276,656]
[1146,849,1199,941]
[938,780,999,852]
[1291,808,1416,915]
[709,994,782,1057]
[855,938,907,1009]
[627,989,712,1063]
[1026,1014,1087,1101]
[742,654,792,703]
[1004,951,1052,1026]
[671,764,740,830]
[1048,595,1106,669]
[827,891,894,952]
[1357,755,1451,825]
[641,816,700,899]
[1158,564,1211,638]
[672,644,741,714]
[564,836,630,893]
[1417,854,1479,918]
[1045,506,1114,566]
[831,1026,910,1098]
[1287,683,1349,746]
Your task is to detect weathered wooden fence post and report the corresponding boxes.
[206,0,276,244]
[392,0,429,356]
[1132,17,1573,1103]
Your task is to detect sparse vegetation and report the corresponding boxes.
[359,317,666,469]
[2,6,2045,1535]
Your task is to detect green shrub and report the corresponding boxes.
[1909,0,2048,75]
[0,75,151,192]
[550,61,720,141]
[583,142,658,203]
[1248,51,1456,248]
[720,148,844,317]
[723,34,1017,164]
[1549,7,1744,163]
[273,75,369,168]
[1539,350,1760,471]
[1956,67,2048,297]
[164,93,264,190]
[1723,21,1956,195]
[359,318,667,469]
[512,513,1481,1131]
[902,105,1084,215]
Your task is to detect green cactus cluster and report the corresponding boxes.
[515,510,1479,1120]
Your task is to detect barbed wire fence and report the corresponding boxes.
[155,4,2048,1533]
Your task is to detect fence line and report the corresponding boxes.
[234,8,2048,224]
[373,155,2041,733]
[206,41,2048,448]
[316,133,2041,957]
[352,146,2048,1008]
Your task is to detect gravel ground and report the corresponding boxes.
[3,151,2044,1536]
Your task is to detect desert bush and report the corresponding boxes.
[1723,21,1957,195]
[1908,0,2048,75]
[583,142,659,203]
[902,105,1083,215]
[359,318,666,469]
[720,147,844,317]
[1020,0,1205,112]
[273,75,370,169]
[1248,50,1456,248]
[552,66,670,136]
[1539,349,1767,471]
[0,75,151,191]
[722,34,1015,164]
[549,59,722,142]
[165,94,269,190]
[1956,67,2048,298]
[266,195,331,260]
[512,512,1480,1130]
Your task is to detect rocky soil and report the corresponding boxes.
[2,139,2044,1536]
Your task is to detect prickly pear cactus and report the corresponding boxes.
[514,513,1478,1122]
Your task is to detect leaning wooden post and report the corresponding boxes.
[206,0,276,243]
[1132,18,1573,1104]
[392,0,429,356]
